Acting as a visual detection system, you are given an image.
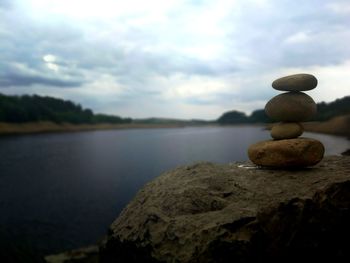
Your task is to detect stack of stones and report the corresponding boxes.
[248,73,325,168]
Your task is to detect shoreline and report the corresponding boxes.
[0,122,191,136]
[0,114,349,138]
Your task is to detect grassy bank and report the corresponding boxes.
[303,114,350,138]
[0,122,187,136]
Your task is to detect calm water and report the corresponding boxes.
[0,126,349,254]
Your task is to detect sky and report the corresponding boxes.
[0,0,349,119]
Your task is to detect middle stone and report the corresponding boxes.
[265,91,316,122]
[271,122,303,140]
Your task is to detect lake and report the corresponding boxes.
[0,126,349,255]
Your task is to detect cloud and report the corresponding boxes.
[0,72,82,88]
[0,0,349,118]
[327,1,350,15]
[43,54,57,63]
[0,0,11,8]
[284,32,311,44]
[0,60,84,88]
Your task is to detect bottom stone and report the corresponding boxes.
[248,138,325,167]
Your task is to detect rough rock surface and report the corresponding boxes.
[270,122,303,139]
[100,156,350,262]
[45,246,98,263]
[265,92,317,122]
[248,138,324,167]
[272,73,317,91]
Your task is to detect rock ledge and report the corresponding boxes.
[100,156,350,262]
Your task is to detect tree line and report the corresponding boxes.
[0,93,132,124]
[0,93,348,125]
[217,96,350,124]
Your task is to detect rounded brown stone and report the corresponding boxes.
[270,122,303,140]
[272,73,317,91]
[248,138,324,168]
[265,92,316,122]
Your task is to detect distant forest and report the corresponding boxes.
[0,93,349,125]
[218,96,350,124]
[0,93,132,124]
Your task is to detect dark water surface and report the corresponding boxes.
[0,126,348,254]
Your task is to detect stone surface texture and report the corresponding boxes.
[265,92,317,122]
[248,138,324,167]
[272,73,317,91]
[99,156,350,263]
[45,246,99,263]
[270,122,303,139]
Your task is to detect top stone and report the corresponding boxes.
[272,73,317,91]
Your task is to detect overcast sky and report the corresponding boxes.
[0,0,349,119]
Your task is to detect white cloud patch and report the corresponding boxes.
[284,32,311,44]
[43,54,59,72]
[162,74,231,100]
[43,54,56,63]
[46,63,59,72]
[327,2,350,14]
